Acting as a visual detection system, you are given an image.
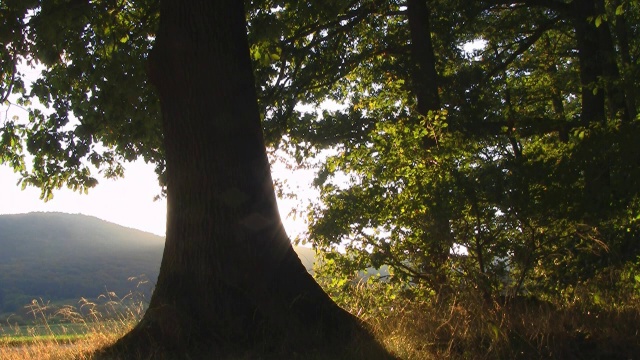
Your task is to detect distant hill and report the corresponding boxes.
[0,212,316,316]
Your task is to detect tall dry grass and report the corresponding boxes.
[0,292,143,360]
[1,283,638,359]
[337,281,640,360]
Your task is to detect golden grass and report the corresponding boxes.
[340,284,640,360]
[0,293,143,360]
[1,285,638,359]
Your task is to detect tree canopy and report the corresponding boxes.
[1,0,162,200]
[247,0,640,304]
[2,0,640,350]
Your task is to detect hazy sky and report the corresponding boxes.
[0,160,167,235]
[0,158,311,238]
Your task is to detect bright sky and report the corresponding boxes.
[0,160,167,235]
[0,158,311,238]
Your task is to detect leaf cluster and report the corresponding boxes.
[1,0,163,199]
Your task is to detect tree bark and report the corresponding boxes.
[98,0,393,358]
[572,0,606,125]
[407,0,440,113]
[593,0,629,122]
[611,0,637,120]
[571,0,612,217]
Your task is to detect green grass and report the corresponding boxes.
[0,334,89,346]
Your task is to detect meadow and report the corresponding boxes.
[0,295,141,360]
[1,284,638,360]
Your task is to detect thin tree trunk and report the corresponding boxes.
[406,0,451,294]
[541,32,569,141]
[611,0,637,120]
[573,0,606,125]
[594,0,629,122]
[572,0,612,217]
[549,63,570,142]
[407,0,440,113]
[98,1,393,358]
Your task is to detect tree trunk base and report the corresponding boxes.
[94,313,396,360]
[93,290,397,360]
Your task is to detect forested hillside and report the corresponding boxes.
[0,212,316,316]
[0,213,164,315]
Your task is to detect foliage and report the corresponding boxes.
[1,0,163,200]
[248,0,640,307]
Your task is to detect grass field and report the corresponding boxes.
[0,321,133,360]
[0,323,116,346]
[0,296,141,360]
[0,289,638,359]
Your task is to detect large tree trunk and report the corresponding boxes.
[98,1,393,359]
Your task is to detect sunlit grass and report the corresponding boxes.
[336,281,640,360]
[0,293,143,360]
[1,284,638,359]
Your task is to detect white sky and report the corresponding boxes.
[0,158,311,238]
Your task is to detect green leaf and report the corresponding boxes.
[592,292,602,305]
[615,5,624,15]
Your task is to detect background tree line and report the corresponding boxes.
[250,0,640,307]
